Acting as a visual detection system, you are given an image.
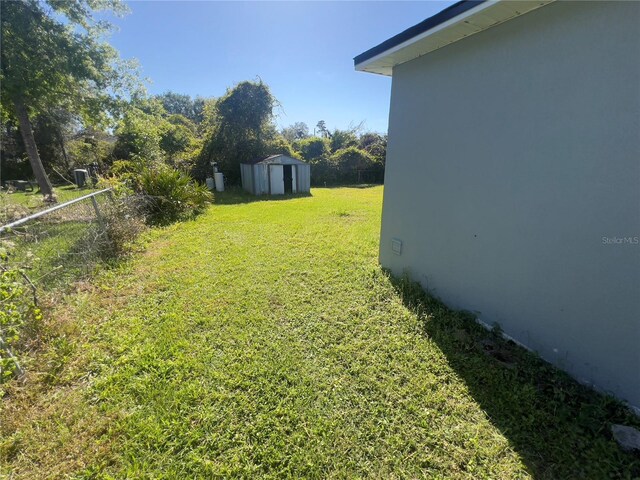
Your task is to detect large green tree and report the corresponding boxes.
[316,120,329,138]
[0,0,137,198]
[199,80,276,183]
[359,132,387,166]
[112,95,200,171]
[281,122,309,143]
[1,108,69,184]
[155,92,205,124]
[329,128,358,153]
[294,137,329,162]
[160,123,195,161]
[32,109,76,174]
[112,106,165,162]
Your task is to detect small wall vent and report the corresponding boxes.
[391,238,403,255]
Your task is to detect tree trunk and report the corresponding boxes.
[56,128,71,171]
[13,96,54,198]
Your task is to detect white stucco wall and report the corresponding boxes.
[381,1,640,407]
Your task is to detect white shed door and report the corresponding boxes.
[269,165,284,194]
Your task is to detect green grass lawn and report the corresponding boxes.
[1,186,638,478]
[1,184,97,213]
[1,184,99,228]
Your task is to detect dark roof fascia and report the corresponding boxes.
[354,0,487,66]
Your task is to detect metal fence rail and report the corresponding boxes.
[0,188,115,289]
[0,188,113,233]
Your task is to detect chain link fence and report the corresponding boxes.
[1,188,148,382]
[0,188,119,290]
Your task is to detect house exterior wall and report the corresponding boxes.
[381,1,640,407]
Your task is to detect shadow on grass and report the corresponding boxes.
[318,183,383,190]
[390,273,640,479]
[213,186,312,205]
[213,184,382,205]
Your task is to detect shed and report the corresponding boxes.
[241,155,311,195]
[355,0,640,410]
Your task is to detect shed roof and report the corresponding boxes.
[354,0,554,76]
[243,154,308,166]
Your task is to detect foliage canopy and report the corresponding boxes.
[0,0,137,125]
[198,80,277,183]
[0,0,139,196]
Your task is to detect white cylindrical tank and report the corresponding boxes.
[214,172,224,192]
[205,177,215,190]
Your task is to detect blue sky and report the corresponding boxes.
[106,1,455,134]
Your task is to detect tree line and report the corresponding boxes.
[1,0,386,200]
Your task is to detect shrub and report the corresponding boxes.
[108,159,145,191]
[101,199,147,258]
[109,159,139,177]
[67,134,115,172]
[0,243,41,389]
[294,137,329,162]
[139,165,213,225]
[267,135,298,158]
[309,157,338,186]
[329,129,358,153]
[329,147,378,184]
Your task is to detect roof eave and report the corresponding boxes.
[354,0,554,76]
